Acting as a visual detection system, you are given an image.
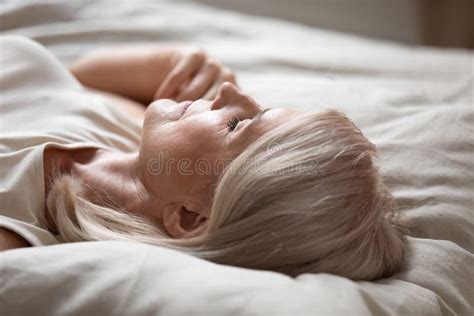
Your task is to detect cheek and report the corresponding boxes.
[165,116,226,158]
[140,118,227,195]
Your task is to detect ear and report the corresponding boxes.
[163,204,208,239]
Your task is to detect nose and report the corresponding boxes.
[211,82,261,113]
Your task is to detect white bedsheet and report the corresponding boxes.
[0,1,473,315]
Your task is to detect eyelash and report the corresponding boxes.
[227,118,240,131]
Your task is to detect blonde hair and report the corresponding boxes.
[43,109,409,281]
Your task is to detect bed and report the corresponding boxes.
[0,1,473,315]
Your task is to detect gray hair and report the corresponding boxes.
[43,109,409,280]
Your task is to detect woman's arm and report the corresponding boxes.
[0,227,31,252]
[70,46,236,105]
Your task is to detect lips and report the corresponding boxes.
[181,101,193,116]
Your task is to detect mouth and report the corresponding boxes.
[181,101,193,117]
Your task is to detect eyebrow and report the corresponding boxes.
[247,108,270,129]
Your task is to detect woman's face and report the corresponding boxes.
[138,83,302,237]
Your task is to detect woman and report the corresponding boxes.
[0,36,408,281]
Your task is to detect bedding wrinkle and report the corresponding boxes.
[111,248,149,315]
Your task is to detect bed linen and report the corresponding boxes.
[0,1,473,315]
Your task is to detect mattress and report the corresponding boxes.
[0,1,473,315]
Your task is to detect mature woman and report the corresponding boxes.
[0,36,408,281]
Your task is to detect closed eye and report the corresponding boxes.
[227,117,241,131]
[226,108,270,134]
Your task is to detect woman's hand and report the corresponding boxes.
[153,49,236,102]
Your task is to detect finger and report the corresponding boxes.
[175,60,220,102]
[203,68,237,100]
[154,50,206,100]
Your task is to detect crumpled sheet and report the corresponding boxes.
[0,1,473,315]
